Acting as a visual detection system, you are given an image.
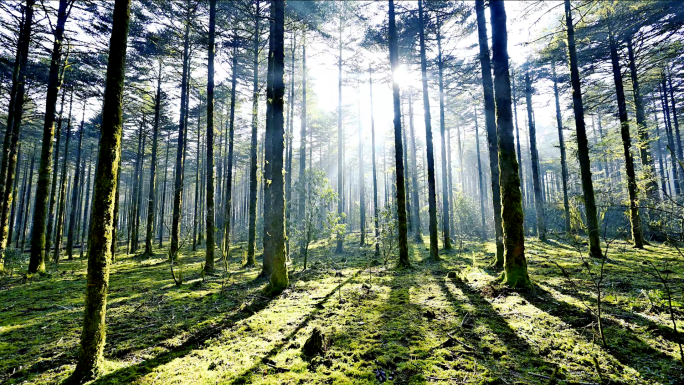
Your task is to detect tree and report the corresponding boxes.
[388,0,409,267]
[0,0,35,268]
[418,0,439,261]
[435,11,451,251]
[204,0,216,271]
[489,0,529,288]
[68,0,131,381]
[475,0,504,267]
[144,62,162,257]
[265,0,288,293]
[524,72,546,240]
[564,0,602,258]
[551,62,571,233]
[28,0,73,273]
[246,1,262,266]
[608,22,644,248]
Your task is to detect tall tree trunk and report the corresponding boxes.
[552,63,571,233]
[525,72,546,240]
[668,70,682,169]
[261,3,276,277]
[204,0,216,271]
[335,16,344,254]
[626,37,658,200]
[564,0,602,258]
[0,0,35,268]
[15,154,28,249]
[297,34,306,226]
[436,18,451,250]
[223,42,237,256]
[80,153,92,256]
[358,88,366,245]
[369,66,380,255]
[169,11,192,260]
[609,27,643,248]
[8,145,21,246]
[475,107,486,240]
[159,136,170,247]
[388,0,409,267]
[653,99,668,197]
[53,93,73,263]
[408,92,421,242]
[475,0,504,267]
[70,0,130,380]
[418,0,439,260]
[21,153,36,251]
[145,65,162,256]
[265,0,288,292]
[192,106,201,251]
[131,118,145,253]
[284,34,295,258]
[661,80,680,195]
[246,3,260,266]
[490,0,529,287]
[28,0,70,272]
[511,73,525,208]
[66,111,84,259]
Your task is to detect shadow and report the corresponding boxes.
[90,285,276,384]
[544,281,683,345]
[520,283,683,382]
[434,270,552,381]
[228,269,362,384]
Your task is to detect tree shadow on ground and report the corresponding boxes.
[520,283,683,382]
[434,270,557,383]
[227,267,362,384]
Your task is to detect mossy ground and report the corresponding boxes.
[0,235,682,384]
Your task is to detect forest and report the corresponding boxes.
[0,0,683,383]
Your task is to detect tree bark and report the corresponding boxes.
[144,64,162,256]
[408,92,422,242]
[388,0,409,267]
[28,0,71,272]
[436,19,451,250]
[552,63,571,233]
[246,2,260,266]
[418,0,440,260]
[266,0,288,293]
[66,111,85,259]
[564,0,602,258]
[475,0,504,267]
[169,10,192,260]
[335,14,344,254]
[53,92,73,263]
[69,0,131,380]
[609,28,643,248]
[490,0,529,287]
[0,0,35,268]
[369,66,380,255]
[525,72,546,240]
[475,107,486,240]
[223,42,237,256]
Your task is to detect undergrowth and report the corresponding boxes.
[0,236,682,384]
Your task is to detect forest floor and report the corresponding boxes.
[1,234,683,384]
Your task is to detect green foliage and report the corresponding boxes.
[378,204,398,266]
[293,169,340,268]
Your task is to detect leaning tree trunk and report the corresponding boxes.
[524,72,546,240]
[246,3,260,266]
[626,37,658,200]
[475,0,504,267]
[266,0,288,293]
[552,63,571,233]
[144,65,162,256]
[28,0,70,273]
[388,0,410,267]
[490,0,530,288]
[66,113,85,259]
[418,0,439,260]
[564,0,602,258]
[169,13,192,261]
[609,28,643,248]
[69,0,131,381]
[0,0,35,268]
